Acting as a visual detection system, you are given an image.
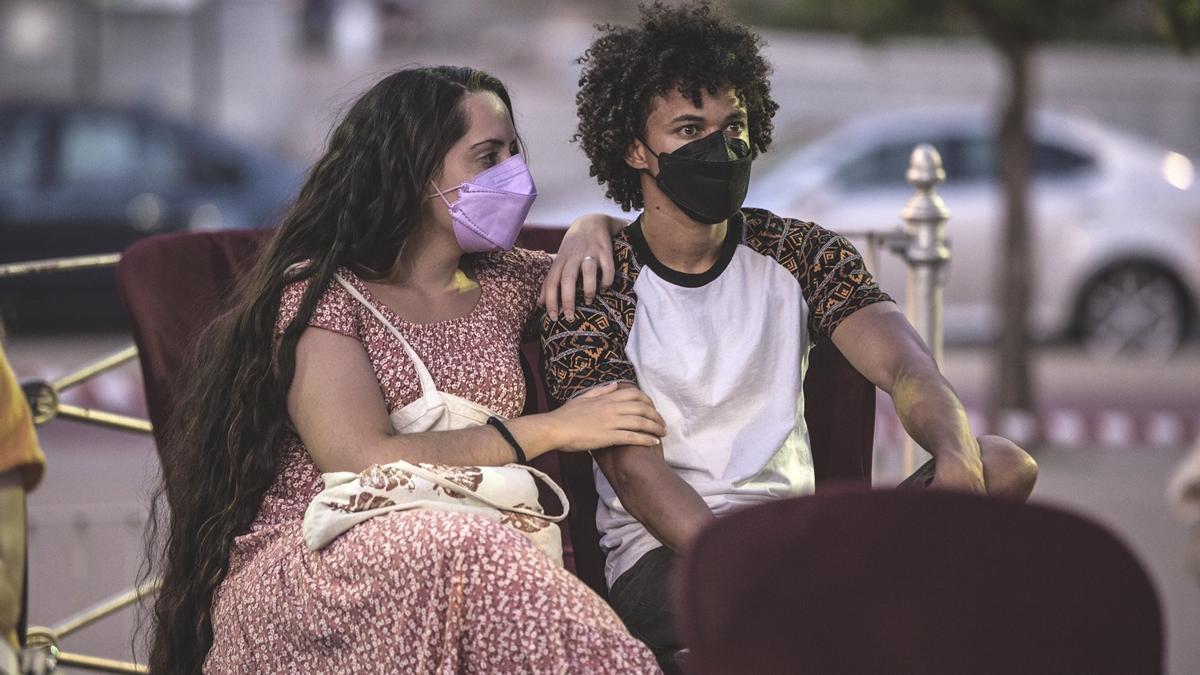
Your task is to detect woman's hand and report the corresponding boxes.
[540,213,629,321]
[548,382,666,451]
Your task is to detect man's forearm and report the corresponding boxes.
[891,367,981,468]
[834,303,981,469]
[594,446,714,553]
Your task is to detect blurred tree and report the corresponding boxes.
[734,0,1198,413]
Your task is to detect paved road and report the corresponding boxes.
[1033,444,1200,675]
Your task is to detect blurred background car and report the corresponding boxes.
[747,105,1200,358]
[0,100,300,332]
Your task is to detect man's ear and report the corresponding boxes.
[624,138,650,171]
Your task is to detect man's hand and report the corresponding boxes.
[928,449,986,494]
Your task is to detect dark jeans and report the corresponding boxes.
[608,460,937,664]
[608,546,682,665]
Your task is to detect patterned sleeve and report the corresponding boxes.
[789,224,892,344]
[537,287,638,404]
[542,294,643,398]
[274,274,360,339]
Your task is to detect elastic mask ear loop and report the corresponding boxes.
[638,137,662,179]
[639,137,661,159]
[426,181,458,207]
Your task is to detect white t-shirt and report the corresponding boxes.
[540,208,891,587]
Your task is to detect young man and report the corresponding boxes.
[539,1,1038,662]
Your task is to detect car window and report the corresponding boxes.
[60,112,140,184]
[943,136,1092,181]
[838,132,1094,192]
[1034,142,1093,177]
[949,136,994,183]
[836,140,919,190]
[142,121,187,184]
[0,113,43,188]
[837,136,981,190]
[58,112,186,187]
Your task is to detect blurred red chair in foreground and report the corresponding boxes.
[677,488,1162,675]
[118,227,878,605]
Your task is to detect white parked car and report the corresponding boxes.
[747,105,1199,357]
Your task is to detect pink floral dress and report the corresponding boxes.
[204,249,659,673]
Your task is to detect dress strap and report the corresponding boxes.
[332,273,440,402]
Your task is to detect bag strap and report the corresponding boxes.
[397,460,570,523]
[332,273,441,402]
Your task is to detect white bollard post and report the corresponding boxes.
[899,144,951,475]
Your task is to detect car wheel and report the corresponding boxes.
[1078,263,1189,359]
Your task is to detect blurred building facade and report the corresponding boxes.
[2,0,1194,163]
[0,0,293,149]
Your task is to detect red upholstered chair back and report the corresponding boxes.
[116,229,272,454]
[677,488,1163,675]
[115,226,876,597]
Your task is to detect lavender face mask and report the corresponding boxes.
[428,154,538,253]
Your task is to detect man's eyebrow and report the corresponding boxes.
[665,111,747,125]
[667,114,706,124]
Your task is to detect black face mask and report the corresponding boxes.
[644,131,752,224]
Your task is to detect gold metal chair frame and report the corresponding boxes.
[3,254,152,675]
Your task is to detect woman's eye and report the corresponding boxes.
[482,152,498,167]
[727,122,745,135]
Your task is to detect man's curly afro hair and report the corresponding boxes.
[574,1,779,212]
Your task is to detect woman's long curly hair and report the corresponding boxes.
[574,0,780,212]
[143,65,516,674]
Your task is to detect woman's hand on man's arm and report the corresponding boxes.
[540,213,629,321]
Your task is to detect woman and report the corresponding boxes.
[149,66,664,673]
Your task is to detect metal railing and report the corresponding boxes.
[1,253,153,436]
[0,254,123,279]
[4,143,953,671]
[22,581,161,674]
[3,255,154,673]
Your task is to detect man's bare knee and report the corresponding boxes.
[979,435,1038,501]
